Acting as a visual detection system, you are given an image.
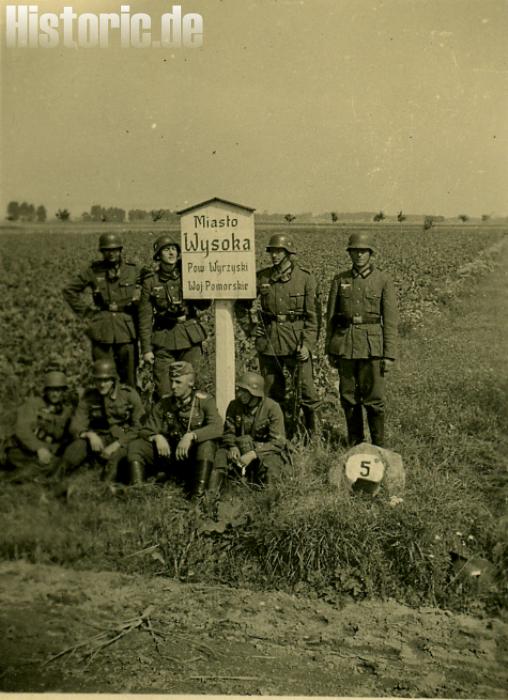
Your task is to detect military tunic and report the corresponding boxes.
[63,259,142,386]
[138,266,209,397]
[238,262,321,412]
[128,390,223,485]
[325,264,398,444]
[215,396,287,484]
[60,383,145,477]
[4,396,73,477]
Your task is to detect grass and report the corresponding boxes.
[0,232,506,613]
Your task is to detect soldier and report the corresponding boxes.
[237,233,321,437]
[63,232,142,387]
[214,371,287,489]
[325,231,398,447]
[59,359,145,481]
[139,234,210,399]
[2,371,73,481]
[127,361,223,496]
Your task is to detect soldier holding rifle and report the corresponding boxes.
[237,233,321,438]
[325,232,398,447]
[139,234,209,399]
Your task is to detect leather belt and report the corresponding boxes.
[154,315,187,329]
[261,311,306,323]
[335,313,381,325]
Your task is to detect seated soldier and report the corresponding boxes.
[214,371,287,489]
[59,359,145,481]
[2,370,73,482]
[127,361,223,497]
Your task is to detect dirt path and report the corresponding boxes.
[1,239,507,697]
[0,561,507,697]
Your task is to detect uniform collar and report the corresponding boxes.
[176,392,193,408]
[352,264,373,279]
[270,258,293,283]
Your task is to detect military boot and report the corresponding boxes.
[191,460,214,498]
[207,467,225,497]
[344,405,365,446]
[367,411,385,447]
[302,406,320,442]
[129,460,144,486]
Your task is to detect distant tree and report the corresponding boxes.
[458,214,469,222]
[330,212,338,223]
[18,201,35,221]
[36,205,47,222]
[81,212,92,222]
[423,216,434,231]
[284,213,296,224]
[151,209,164,222]
[6,201,19,221]
[481,214,490,222]
[397,210,406,223]
[56,208,71,221]
[373,211,385,222]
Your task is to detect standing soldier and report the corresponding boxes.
[127,361,223,496]
[325,232,398,447]
[59,359,145,481]
[139,234,210,399]
[2,371,73,481]
[214,371,287,489]
[238,233,321,437]
[63,233,142,387]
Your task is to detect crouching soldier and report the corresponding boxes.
[59,359,145,481]
[2,371,73,482]
[214,371,287,489]
[127,361,223,497]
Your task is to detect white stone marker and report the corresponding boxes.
[177,197,257,417]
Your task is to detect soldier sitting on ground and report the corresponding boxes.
[213,371,287,490]
[127,361,223,497]
[58,359,145,482]
[2,370,73,482]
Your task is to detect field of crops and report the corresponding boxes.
[0,222,504,416]
[0,221,506,616]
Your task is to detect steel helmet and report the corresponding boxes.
[92,358,118,379]
[98,232,123,250]
[153,234,181,260]
[346,231,375,253]
[44,371,68,389]
[236,371,265,398]
[266,233,296,254]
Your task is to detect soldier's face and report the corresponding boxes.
[349,248,372,268]
[171,374,194,398]
[269,247,288,266]
[160,245,179,265]
[45,387,65,405]
[236,387,252,405]
[101,248,122,265]
[95,378,115,395]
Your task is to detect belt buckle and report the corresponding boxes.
[109,302,118,312]
[352,314,363,324]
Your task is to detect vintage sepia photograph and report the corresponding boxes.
[0,0,507,696]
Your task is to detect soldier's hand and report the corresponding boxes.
[381,358,395,375]
[143,351,155,364]
[85,432,105,453]
[297,344,310,361]
[102,441,121,459]
[176,432,194,460]
[228,446,241,462]
[153,434,171,457]
[240,450,257,467]
[254,324,265,337]
[37,447,53,465]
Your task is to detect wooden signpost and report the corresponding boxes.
[177,197,256,417]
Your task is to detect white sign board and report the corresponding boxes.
[345,452,385,485]
[180,200,256,300]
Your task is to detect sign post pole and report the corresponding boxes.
[177,197,257,418]
[214,299,236,418]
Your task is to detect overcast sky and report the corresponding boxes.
[1,0,507,218]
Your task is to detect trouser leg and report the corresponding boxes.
[337,359,365,446]
[358,359,385,447]
[258,354,286,404]
[59,438,90,474]
[153,350,176,399]
[189,441,217,498]
[127,438,158,483]
[115,343,137,388]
